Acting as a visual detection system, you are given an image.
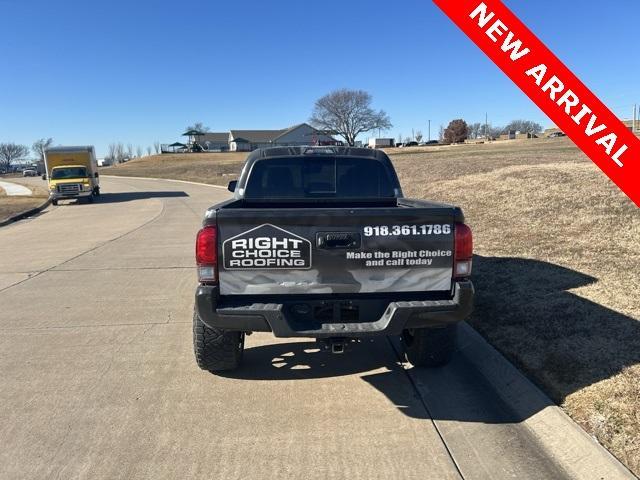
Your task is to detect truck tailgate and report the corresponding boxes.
[217,207,455,296]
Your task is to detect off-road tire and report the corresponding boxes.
[402,325,457,367]
[51,199,58,206]
[193,309,244,372]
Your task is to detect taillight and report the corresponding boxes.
[196,226,217,283]
[454,223,473,279]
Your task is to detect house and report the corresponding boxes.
[229,123,338,152]
[545,120,637,137]
[199,132,231,152]
[515,132,537,139]
[163,123,339,154]
[499,130,517,141]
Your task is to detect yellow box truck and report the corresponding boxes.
[44,146,100,205]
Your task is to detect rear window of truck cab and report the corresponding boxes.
[245,157,395,199]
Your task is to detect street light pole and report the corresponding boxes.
[428,120,431,142]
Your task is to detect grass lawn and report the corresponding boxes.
[101,152,246,186]
[104,138,640,474]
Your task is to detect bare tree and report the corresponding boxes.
[468,123,482,139]
[444,119,469,144]
[136,146,143,158]
[438,125,445,142]
[153,141,161,154]
[108,143,127,164]
[107,143,117,164]
[32,138,54,163]
[503,119,543,134]
[415,130,423,142]
[479,124,503,140]
[397,133,403,144]
[309,89,392,146]
[127,144,134,159]
[146,146,152,156]
[0,143,29,170]
[119,143,127,162]
[403,137,412,144]
[186,122,210,133]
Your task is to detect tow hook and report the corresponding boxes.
[317,337,350,354]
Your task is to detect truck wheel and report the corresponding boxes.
[402,325,457,367]
[193,309,244,372]
[51,199,58,206]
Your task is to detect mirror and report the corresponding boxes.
[227,180,237,192]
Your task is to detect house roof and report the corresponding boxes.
[229,123,336,144]
[230,129,287,143]
[200,132,229,143]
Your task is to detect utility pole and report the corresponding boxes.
[428,120,431,142]
[485,113,489,141]
[634,104,637,132]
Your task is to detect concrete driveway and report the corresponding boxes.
[0,176,627,479]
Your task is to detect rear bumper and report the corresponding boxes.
[195,281,474,338]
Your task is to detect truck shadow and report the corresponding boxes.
[98,191,189,203]
[467,255,640,403]
[218,338,398,381]
[218,255,639,424]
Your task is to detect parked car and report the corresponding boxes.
[23,169,38,177]
[403,141,419,147]
[420,140,439,146]
[548,132,566,138]
[193,146,474,372]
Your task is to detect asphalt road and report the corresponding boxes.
[0,176,591,479]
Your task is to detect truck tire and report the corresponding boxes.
[193,309,244,372]
[52,199,58,206]
[402,325,457,367]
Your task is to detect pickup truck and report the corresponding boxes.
[193,146,474,372]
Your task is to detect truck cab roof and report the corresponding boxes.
[245,146,391,161]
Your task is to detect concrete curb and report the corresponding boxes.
[0,197,52,228]
[101,174,228,190]
[456,323,635,479]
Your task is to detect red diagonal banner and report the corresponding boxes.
[433,0,639,207]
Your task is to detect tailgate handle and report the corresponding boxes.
[317,232,361,249]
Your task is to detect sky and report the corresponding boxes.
[1,0,639,157]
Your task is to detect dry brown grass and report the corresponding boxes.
[0,181,50,223]
[104,138,639,473]
[101,152,246,186]
[0,197,49,223]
